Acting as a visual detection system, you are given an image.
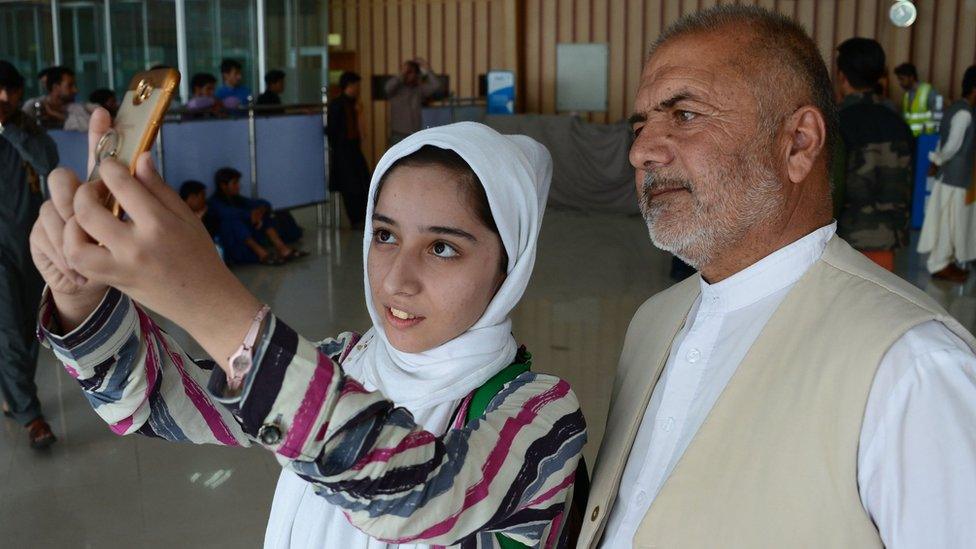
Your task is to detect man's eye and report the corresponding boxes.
[633,125,644,138]
[676,110,697,123]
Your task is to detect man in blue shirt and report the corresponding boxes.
[215,58,252,110]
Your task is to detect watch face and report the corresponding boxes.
[231,354,250,373]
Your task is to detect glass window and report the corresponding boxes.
[58,0,109,100]
[109,0,177,94]
[264,0,328,104]
[1,0,330,106]
[185,0,258,102]
[0,0,55,99]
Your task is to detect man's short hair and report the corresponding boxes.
[88,88,115,106]
[894,63,918,80]
[404,60,420,74]
[179,180,207,200]
[264,69,285,86]
[963,66,976,98]
[45,66,74,92]
[0,61,25,91]
[220,59,243,74]
[649,5,837,166]
[339,71,361,90]
[836,38,886,90]
[191,72,217,90]
[214,167,242,187]
[37,66,56,82]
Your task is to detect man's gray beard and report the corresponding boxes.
[639,158,783,269]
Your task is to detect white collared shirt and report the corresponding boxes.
[601,223,976,548]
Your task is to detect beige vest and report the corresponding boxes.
[579,237,975,548]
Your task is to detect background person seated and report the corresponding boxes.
[180,180,224,261]
[179,180,220,236]
[207,167,305,265]
[185,73,223,116]
[215,58,251,111]
[22,67,53,113]
[87,88,118,118]
[257,69,285,106]
[22,66,89,131]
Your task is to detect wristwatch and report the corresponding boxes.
[227,305,271,389]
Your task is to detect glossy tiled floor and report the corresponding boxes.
[2,208,973,548]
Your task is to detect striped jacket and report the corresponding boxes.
[37,288,587,548]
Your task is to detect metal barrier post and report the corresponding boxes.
[156,123,166,181]
[321,85,338,231]
[247,96,258,198]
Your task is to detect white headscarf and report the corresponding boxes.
[342,122,552,411]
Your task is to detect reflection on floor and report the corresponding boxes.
[2,209,973,547]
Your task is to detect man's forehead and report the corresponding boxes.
[635,62,744,111]
[636,35,753,107]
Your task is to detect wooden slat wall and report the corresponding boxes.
[329,0,516,163]
[519,0,976,124]
[330,0,976,163]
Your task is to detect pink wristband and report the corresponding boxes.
[226,305,271,390]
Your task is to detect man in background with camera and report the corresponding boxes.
[384,57,446,147]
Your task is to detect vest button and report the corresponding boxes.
[590,505,600,521]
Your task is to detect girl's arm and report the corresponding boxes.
[39,286,250,446]
[214,317,587,547]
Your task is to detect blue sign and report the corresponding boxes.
[911,133,940,229]
[487,70,515,115]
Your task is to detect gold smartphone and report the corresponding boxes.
[88,68,180,218]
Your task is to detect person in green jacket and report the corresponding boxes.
[895,62,941,136]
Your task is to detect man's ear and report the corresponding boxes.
[785,106,827,184]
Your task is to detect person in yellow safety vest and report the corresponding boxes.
[895,62,941,136]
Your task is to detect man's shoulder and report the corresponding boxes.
[629,275,700,329]
[20,99,39,114]
[820,237,967,329]
[946,101,974,121]
[256,91,278,104]
[840,103,913,149]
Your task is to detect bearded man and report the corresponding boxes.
[580,6,976,548]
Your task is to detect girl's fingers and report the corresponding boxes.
[47,168,81,221]
[62,217,116,284]
[38,202,76,277]
[72,180,128,250]
[86,107,113,176]
[97,157,167,225]
[31,221,85,286]
[134,152,196,222]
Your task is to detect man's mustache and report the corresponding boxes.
[642,172,693,195]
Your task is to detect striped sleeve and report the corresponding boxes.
[231,317,587,547]
[37,287,250,446]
